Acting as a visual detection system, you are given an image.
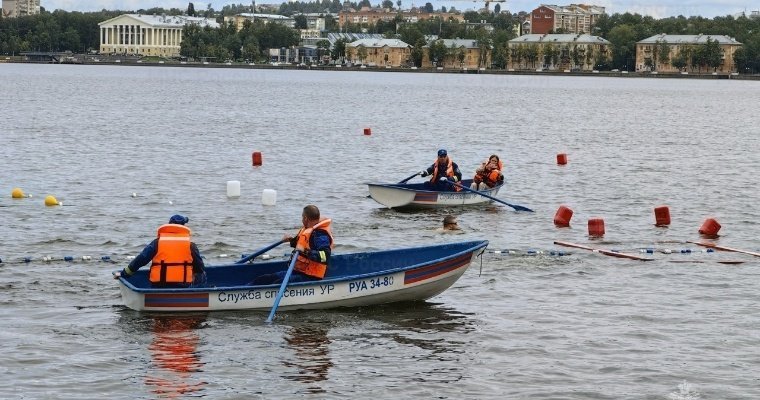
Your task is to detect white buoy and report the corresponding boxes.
[227,180,241,198]
[131,192,137,198]
[262,189,277,206]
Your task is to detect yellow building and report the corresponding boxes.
[635,34,742,73]
[223,13,296,31]
[507,33,610,71]
[98,14,219,57]
[339,7,464,29]
[423,39,491,69]
[346,38,411,67]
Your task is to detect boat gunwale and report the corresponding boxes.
[366,180,503,194]
[118,240,489,294]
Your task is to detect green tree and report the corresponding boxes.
[410,37,425,67]
[525,43,539,68]
[428,39,448,66]
[542,43,557,68]
[356,45,368,63]
[658,40,670,66]
[672,51,687,71]
[331,38,347,61]
[607,24,637,70]
[382,0,394,9]
[703,37,723,71]
[316,39,330,63]
[187,2,196,17]
[294,14,307,29]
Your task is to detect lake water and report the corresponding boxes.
[1,64,759,399]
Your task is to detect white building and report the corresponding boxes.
[98,14,219,58]
[224,13,295,31]
[1,0,40,18]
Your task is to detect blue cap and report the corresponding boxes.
[438,149,447,157]
[169,214,189,225]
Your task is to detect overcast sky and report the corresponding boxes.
[38,0,756,19]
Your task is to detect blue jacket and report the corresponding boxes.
[122,238,205,276]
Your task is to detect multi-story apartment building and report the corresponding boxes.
[98,14,219,58]
[507,33,611,70]
[223,13,296,31]
[338,6,464,29]
[635,34,742,73]
[1,0,40,18]
[346,38,412,67]
[422,39,491,69]
[530,4,605,35]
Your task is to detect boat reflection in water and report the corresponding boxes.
[145,314,208,398]
[281,322,334,393]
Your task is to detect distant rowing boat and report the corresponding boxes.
[366,179,503,209]
[115,240,488,312]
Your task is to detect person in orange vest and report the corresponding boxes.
[114,214,206,287]
[252,205,333,285]
[420,149,462,191]
[471,154,504,190]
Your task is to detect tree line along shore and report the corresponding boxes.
[1,2,759,74]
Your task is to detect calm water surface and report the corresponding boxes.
[1,64,759,399]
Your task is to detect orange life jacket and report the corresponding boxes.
[431,157,455,182]
[294,218,334,279]
[431,157,462,191]
[474,159,504,187]
[149,224,194,285]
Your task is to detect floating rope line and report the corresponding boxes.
[0,252,285,265]
[485,247,726,257]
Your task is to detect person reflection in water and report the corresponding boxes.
[282,324,333,393]
[145,315,207,398]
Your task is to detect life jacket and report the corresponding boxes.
[431,157,462,191]
[474,159,504,187]
[294,218,334,279]
[149,224,194,285]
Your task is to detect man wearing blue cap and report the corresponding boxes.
[114,214,206,287]
[420,149,462,191]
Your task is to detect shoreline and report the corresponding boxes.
[3,58,758,80]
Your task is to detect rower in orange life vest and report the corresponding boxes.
[471,154,504,191]
[419,149,463,191]
[252,205,333,285]
[114,214,206,287]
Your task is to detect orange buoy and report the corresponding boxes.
[654,206,671,226]
[588,218,605,237]
[363,127,372,135]
[557,153,568,165]
[698,218,721,236]
[252,151,262,166]
[553,205,573,227]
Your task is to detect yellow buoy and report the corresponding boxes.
[44,195,60,206]
[11,188,25,198]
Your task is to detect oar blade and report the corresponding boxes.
[453,181,533,212]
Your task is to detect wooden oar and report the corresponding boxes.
[687,241,760,258]
[235,240,285,264]
[451,181,534,212]
[266,253,299,323]
[398,172,421,184]
[554,241,654,261]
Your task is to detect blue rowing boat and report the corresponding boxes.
[115,240,488,312]
[367,179,504,209]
